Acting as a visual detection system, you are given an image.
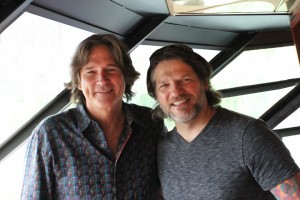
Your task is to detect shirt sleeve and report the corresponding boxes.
[243,119,299,191]
[21,127,54,200]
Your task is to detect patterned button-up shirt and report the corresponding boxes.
[21,103,165,200]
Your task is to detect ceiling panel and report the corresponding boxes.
[113,0,170,16]
[32,0,144,35]
[147,21,239,48]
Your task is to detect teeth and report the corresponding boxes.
[173,99,186,106]
[96,89,111,93]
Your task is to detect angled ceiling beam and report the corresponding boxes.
[275,126,300,138]
[0,89,71,161]
[0,0,32,34]
[260,83,300,129]
[124,15,169,52]
[220,78,300,98]
[210,31,259,78]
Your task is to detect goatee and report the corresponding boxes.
[164,102,202,123]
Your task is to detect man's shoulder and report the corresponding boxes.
[124,103,153,119]
[124,103,165,128]
[216,107,256,125]
[216,107,273,138]
[35,107,78,132]
[125,103,152,112]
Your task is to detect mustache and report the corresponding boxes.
[170,94,190,103]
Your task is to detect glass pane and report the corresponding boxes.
[282,135,300,166]
[130,45,162,108]
[193,48,220,61]
[169,0,295,14]
[275,108,300,129]
[211,46,300,90]
[0,12,92,146]
[220,87,293,118]
[0,140,27,200]
[202,2,275,13]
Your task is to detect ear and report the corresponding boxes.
[77,74,82,90]
[203,80,209,90]
[77,82,82,90]
[77,79,82,90]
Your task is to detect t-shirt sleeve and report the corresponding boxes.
[243,119,299,191]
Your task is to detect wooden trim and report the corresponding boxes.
[291,2,300,63]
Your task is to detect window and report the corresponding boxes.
[0,12,92,146]
[0,12,92,200]
[212,46,300,166]
[220,87,294,118]
[211,46,300,90]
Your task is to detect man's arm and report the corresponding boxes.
[270,171,300,200]
[21,130,53,200]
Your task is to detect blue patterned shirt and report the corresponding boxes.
[21,103,165,200]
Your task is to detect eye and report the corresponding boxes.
[106,68,116,72]
[159,83,169,89]
[86,70,93,74]
[106,66,120,73]
[85,70,96,76]
[181,77,191,83]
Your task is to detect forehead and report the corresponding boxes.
[153,59,196,80]
[79,46,119,73]
[88,45,114,60]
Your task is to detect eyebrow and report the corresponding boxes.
[82,65,95,71]
[83,62,119,69]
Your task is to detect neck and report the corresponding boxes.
[87,103,126,155]
[87,102,123,124]
[176,106,216,142]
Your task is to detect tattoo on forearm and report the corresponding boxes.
[270,173,300,200]
[280,178,297,195]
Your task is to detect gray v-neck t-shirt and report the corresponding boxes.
[158,107,299,200]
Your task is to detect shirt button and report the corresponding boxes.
[101,144,105,147]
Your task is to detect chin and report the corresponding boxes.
[171,108,199,123]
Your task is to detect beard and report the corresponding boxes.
[160,99,202,123]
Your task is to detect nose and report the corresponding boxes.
[170,82,184,97]
[96,71,109,85]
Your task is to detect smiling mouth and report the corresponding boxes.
[171,98,190,107]
[95,89,113,93]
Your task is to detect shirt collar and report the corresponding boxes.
[76,104,91,132]
[76,102,142,132]
[122,102,146,127]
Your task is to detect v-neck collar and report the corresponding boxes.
[172,106,222,148]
